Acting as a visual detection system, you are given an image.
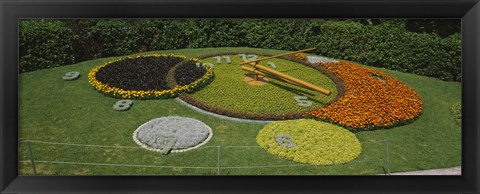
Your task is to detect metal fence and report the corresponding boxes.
[19,139,391,175]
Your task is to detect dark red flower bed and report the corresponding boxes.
[95,56,205,91]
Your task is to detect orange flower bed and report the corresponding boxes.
[288,53,307,61]
[306,61,423,131]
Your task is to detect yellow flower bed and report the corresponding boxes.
[256,119,362,165]
[88,53,213,99]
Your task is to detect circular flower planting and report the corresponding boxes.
[306,61,423,131]
[176,52,344,121]
[133,116,213,153]
[88,53,213,99]
[256,119,362,165]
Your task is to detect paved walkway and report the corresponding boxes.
[386,166,461,175]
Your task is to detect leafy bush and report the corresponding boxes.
[88,20,141,57]
[19,20,77,72]
[20,19,461,81]
[256,119,362,165]
[63,19,101,61]
[357,21,461,81]
[451,102,461,126]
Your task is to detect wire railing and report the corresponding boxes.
[19,139,391,175]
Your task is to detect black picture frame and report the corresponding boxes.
[1,0,479,193]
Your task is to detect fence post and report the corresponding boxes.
[386,140,391,175]
[217,146,221,176]
[26,141,37,175]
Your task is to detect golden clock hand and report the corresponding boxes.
[239,48,316,65]
[241,64,331,96]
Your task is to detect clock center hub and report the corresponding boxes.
[244,74,269,86]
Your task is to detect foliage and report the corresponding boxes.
[19,20,77,72]
[450,102,461,126]
[88,53,213,99]
[357,21,462,81]
[256,119,362,165]
[88,20,141,57]
[405,19,460,38]
[306,61,423,131]
[20,19,461,81]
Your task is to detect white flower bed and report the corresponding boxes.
[307,56,339,63]
[132,116,213,153]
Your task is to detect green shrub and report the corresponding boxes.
[20,19,461,82]
[63,19,101,61]
[451,102,461,126]
[19,20,77,72]
[311,20,366,61]
[150,19,198,50]
[88,20,140,57]
[187,19,246,48]
[358,21,461,81]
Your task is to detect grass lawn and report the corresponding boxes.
[18,47,461,175]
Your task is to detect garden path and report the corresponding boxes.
[384,166,461,175]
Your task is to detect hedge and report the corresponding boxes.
[19,19,461,81]
[19,20,77,73]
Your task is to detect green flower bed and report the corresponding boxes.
[183,52,342,120]
[256,119,362,165]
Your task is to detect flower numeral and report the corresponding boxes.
[294,96,312,107]
[196,62,214,69]
[213,56,231,64]
[275,134,297,148]
[63,71,80,81]
[239,54,258,61]
[266,62,276,69]
[113,100,133,111]
[154,135,177,154]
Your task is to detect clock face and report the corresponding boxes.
[177,52,341,120]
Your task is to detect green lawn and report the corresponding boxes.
[19,47,461,175]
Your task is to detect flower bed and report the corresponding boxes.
[306,61,423,131]
[88,53,213,99]
[256,119,362,165]
[132,116,213,153]
[288,53,307,61]
[176,52,344,121]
